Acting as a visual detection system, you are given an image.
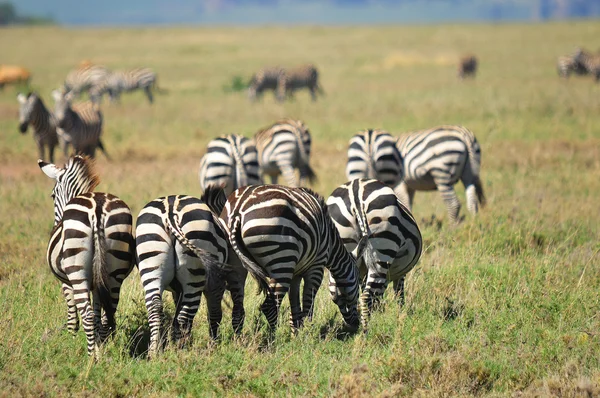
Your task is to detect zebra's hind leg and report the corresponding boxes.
[61,283,79,334]
[361,269,388,327]
[145,295,165,359]
[75,293,99,357]
[144,86,154,104]
[260,282,289,336]
[301,267,324,323]
[228,268,247,336]
[392,277,406,307]
[288,276,303,332]
[205,278,226,341]
[436,182,462,225]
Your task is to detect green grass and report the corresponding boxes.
[1,22,599,396]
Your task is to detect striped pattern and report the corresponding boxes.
[248,66,285,102]
[458,55,478,79]
[254,119,316,187]
[135,195,230,356]
[326,179,422,324]
[18,92,64,162]
[557,55,587,78]
[90,67,158,104]
[573,48,600,81]
[198,134,261,196]
[395,125,486,224]
[38,156,134,357]
[64,64,111,97]
[216,184,361,333]
[278,64,324,102]
[345,129,403,189]
[51,90,109,159]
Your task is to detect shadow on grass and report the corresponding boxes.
[319,316,360,341]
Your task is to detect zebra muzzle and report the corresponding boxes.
[19,122,28,133]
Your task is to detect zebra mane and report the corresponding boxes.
[298,187,327,212]
[62,155,100,195]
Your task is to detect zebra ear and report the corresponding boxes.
[38,160,59,180]
[51,90,63,102]
[17,93,27,104]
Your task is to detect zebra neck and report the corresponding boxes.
[31,102,52,132]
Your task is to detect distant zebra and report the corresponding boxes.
[135,195,235,355]
[38,155,135,357]
[395,125,486,224]
[326,179,422,325]
[254,119,316,187]
[573,48,600,81]
[51,90,109,159]
[198,134,261,196]
[557,55,587,78]
[278,64,324,102]
[345,129,403,190]
[17,92,65,162]
[64,64,111,97]
[248,66,285,102]
[90,68,159,104]
[458,55,478,79]
[209,184,362,333]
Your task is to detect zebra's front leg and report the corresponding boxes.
[144,86,154,104]
[260,282,289,336]
[437,182,461,225]
[61,282,79,334]
[288,276,303,332]
[171,289,201,349]
[392,277,406,307]
[301,266,324,323]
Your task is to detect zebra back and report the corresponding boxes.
[64,64,111,96]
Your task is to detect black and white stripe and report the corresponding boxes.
[247,66,285,102]
[212,184,361,333]
[90,67,158,104]
[278,64,324,102]
[326,179,422,324]
[254,119,316,187]
[64,64,111,97]
[198,134,261,196]
[573,48,600,81]
[18,92,65,162]
[395,125,486,224]
[345,129,402,190]
[51,90,109,160]
[135,195,232,356]
[557,54,587,78]
[38,156,134,357]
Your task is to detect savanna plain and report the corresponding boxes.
[0,22,599,397]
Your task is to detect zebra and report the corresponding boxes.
[247,66,285,102]
[572,48,600,81]
[458,55,478,79]
[345,129,403,192]
[395,125,486,224]
[37,155,135,357]
[326,179,422,325]
[277,64,324,102]
[51,90,109,160]
[64,64,111,98]
[198,134,261,197]
[207,184,362,334]
[254,119,316,187]
[557,54,588,78]
[17,92,66,162]
[90,68,159,104]
[135,195,241,355]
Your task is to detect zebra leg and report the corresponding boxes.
[461,166,480,216]
[260,281,289,334]
[227,268,247,335]
[144,86,154,104]
[301,266,324,323]
[171,257,205,348]
[360,265,389,326]
[392,277,406,307]
[61,282,79,334]
[269,174,279,184]
[49,143,56,164]
[145,294,165,358]
[205,277,225,340]
[278,161,299,187]
[393,182,415,211]
[37,141,45,162]
[437,182,461,224]
[74,290,99,356]
[288,276,303,332]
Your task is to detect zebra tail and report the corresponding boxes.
[229,137,249,189]
[92,212,112,314]
[200,185,228,216]
[352,203,379,273]
[474,175,486,208]
[461,129,486,207]
[229,216,271,295]
[97,139,111,161]
[302,163,317,185]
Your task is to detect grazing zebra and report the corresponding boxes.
[247,66,285,102]
[254,119,316,187]
[557,55,587,78]
[38,155,134,357]
[64,64,111,97]
[135,195,235,355]
[345,129,403,190]
[17,92,65,162]
[457,55,478,79]
[90,67,159,104]
[210,184,362,333]
[278,64,324,102]
[51,90,109,159]
[573,48,600,81]
[395,125,486,224]
[198,134,261,196]
[326,179,422,325]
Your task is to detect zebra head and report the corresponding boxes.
[51,89,75,129]
[17,92,36,134]
[38,155,100,225]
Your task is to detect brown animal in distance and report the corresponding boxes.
[458,55,478,79]
[0,65,31,89]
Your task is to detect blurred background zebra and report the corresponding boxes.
[51,90,109,159]
[278,64,324,102]
[556,53,588,78]
[63,64,111,98]
[214,184,361,333]
[395,125,486,224]
[90,67,160,104]
[17,92,64,162]
[254,118,316,187]
[573,48,600,81]
[247,66,285,102]
[345,129,402,191]
[198,134,261,196]
[457,54,478,79]
[38,156,135,357]
[326,179,422,325]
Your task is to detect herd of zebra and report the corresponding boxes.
[36,117,485,358]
